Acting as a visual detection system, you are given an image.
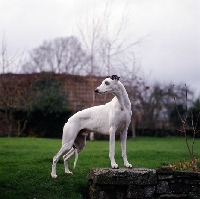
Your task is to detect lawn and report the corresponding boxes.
[0,137,200,199]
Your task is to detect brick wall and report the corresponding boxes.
[0,73,113,136]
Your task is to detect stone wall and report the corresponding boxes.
[87,168,200,198]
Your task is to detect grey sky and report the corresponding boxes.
[0,0,200,96]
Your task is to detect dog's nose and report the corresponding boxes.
[94,88,98,93]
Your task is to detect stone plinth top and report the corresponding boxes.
[87,168,157,185]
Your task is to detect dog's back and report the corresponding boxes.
[67,102,111,135]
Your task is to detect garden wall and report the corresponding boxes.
[87,167,200,199]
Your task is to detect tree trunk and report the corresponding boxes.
[6,109,13,137]
[17,120,27,137]
[131,107,136,140]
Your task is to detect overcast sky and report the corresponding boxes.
[0,0,200,97]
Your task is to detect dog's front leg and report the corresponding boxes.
[109,127,118,169]
[120,130,132,168]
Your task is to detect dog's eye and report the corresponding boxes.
[105,81,110,86]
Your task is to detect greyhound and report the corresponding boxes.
[51,75,132,178]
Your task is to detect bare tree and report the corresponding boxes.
[0,35,24,73]
[99,6,144,76]
[134,82,193,133]
[0,37,27,136]
[76,2,140,77]
[173,85,199,171]
[77,13,103,76]
[22,37,88,74]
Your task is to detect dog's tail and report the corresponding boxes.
[73,147,78,169]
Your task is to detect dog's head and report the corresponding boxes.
[94,75,120,94]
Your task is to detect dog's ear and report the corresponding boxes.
[111,75,120,81]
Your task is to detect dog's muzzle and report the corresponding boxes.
[94,89,107,94]
[94,88,99,93]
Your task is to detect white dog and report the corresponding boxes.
[51,75,132,178]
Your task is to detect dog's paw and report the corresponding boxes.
[65,170,73,174]
[111,163,119,169]
[125,163,132,168]
[51,173,58,178]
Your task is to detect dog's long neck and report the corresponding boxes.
[113,81,131,111]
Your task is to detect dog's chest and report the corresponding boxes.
[116,121,126,134]
[115,110,131,134]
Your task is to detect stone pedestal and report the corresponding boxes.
[87,168,157,199]
[87,167,200,199]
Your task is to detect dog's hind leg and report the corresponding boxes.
[51,141,73,178]
[63,147,75,174]
[63,134,86,174]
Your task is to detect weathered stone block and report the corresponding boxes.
[126,185,144,198]
[174,171,199,178]
[159,193,187,198]
[157,167,174,174]
[188,191,200,199]
[144,186,156,197]
[92,183,115,190]
[185,179,200,185]
[89,186,101,199]
[89,186,114,199]
[158,174,173,180]
[188,185,200,198]
[87,168,157,186]
[191,185,200,192]
[115,189,126,199]
[156,181,171,194]
[169,182,190,193]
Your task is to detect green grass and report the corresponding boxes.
[0,137,200,199]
